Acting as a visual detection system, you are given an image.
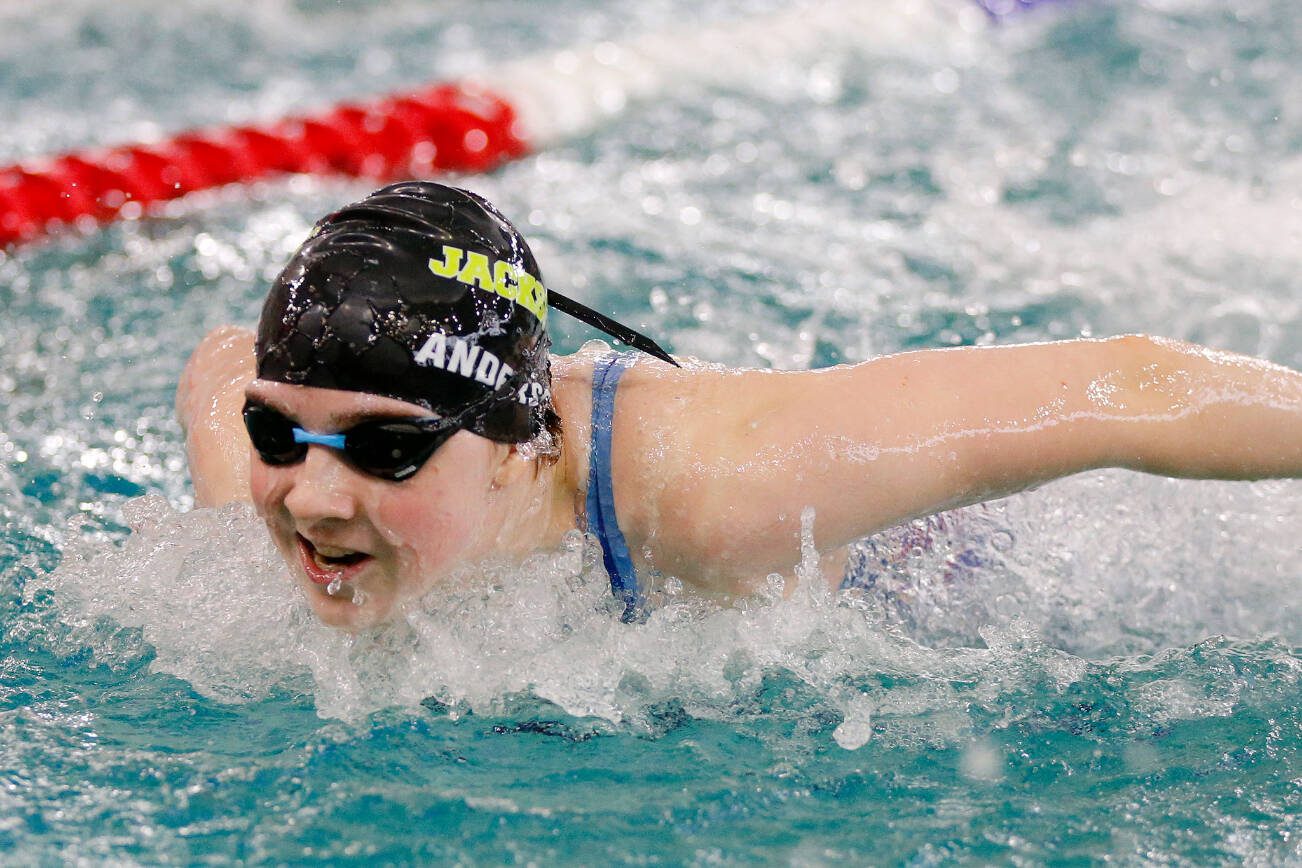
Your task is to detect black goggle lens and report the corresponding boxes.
[343,419,456,480]
[242,403,304,465]
[242,402,459,481]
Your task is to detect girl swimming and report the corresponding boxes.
[178,181,1302,630]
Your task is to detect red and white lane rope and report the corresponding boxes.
[0,83,528,246]
[0,0,976,248]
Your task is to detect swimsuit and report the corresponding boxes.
[585,352,642,621]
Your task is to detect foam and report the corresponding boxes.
[24,475,1300,748]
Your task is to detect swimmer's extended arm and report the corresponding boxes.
[176,326,256,507]
[635,335,1302,593]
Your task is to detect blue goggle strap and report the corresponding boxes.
[292,428,347,450]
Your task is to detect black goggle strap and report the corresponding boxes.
[547,289,679,368]
[449,363,545,431]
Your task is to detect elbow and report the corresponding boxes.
[1099,333,1199,473]
[1106,333,1210,371]
[1102,333,1187,398]
[1106,332,1175,360]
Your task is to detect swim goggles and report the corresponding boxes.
[242,400,476,481]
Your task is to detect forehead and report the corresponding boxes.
[245,379,433,426]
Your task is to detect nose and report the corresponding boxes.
[281,444,360,524]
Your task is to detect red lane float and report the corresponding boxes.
[0,82,529,247]
[1,1,1005,249]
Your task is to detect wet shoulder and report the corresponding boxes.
[549,342,697,543]
[552,344,798,550]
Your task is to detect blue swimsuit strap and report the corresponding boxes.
[585,352,640,620]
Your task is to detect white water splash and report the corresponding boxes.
[26,466,1299,749]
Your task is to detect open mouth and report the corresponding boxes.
[296,534,373,586]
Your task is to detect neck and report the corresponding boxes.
[483,357,590,563]
[488,447,582,562]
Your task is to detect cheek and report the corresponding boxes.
[373,463,497,574]
[247,460,295,547]
[247,459,279,516]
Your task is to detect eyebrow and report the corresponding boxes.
[243,388,429,429]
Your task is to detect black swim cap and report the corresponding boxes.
[255,181,552,443]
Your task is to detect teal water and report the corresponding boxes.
[2,0,1301,863]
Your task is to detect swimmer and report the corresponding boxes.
[177,181,1302,630]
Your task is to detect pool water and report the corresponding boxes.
[2,0,1301,862]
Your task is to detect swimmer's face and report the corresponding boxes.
[244,380,512,631]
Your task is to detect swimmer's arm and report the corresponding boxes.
[1099,336,1302,480]
[644,335,1302,593]
[917,335,1302,484]
[175,326,256,507]
[817,334,1302,535]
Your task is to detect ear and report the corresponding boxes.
[489,442,534,491]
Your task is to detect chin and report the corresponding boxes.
[302,584,395,631]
